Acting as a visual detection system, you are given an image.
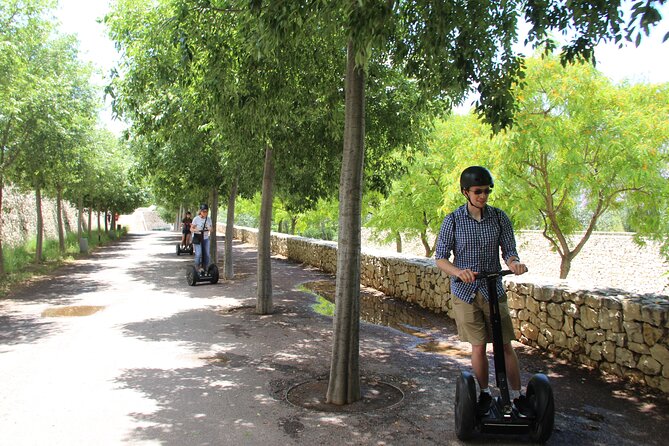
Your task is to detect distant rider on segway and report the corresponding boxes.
[191,204,212,275]
[435,166,531,417]
[181,211,193,249]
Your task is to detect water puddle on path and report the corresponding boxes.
[300,280,469,357]
[41,306,106,317]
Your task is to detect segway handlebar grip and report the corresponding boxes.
[453,270,516,283]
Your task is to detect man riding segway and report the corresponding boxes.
[435,166,554,441]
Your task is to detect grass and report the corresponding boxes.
[0,227,127,298]
[297,282,336,317]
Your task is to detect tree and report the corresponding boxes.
[498,55,669,278]
[0,0,55,271]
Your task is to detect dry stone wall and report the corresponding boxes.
[224,225,669,394]
[1,185,80,248]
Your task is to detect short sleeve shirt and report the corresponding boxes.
[435,204,519,303]
[191,216,212,240]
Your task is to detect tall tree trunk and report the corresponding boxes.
[327,39,364,405]
[290,216,297,235]
[257,146,275,315]
[0,174,5,276]
[87,207,92,241]
[97,210,101,242]
[0,118,12,274]
[210,187,219,264]
[77,196,84,241]
[395,231,402,253]
[224,176,238,280]
[35,188,43,263]
[56,187,65,253]
[559,254,573,279]
[175,204,183,232]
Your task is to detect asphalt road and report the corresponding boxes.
[1,231,668,445]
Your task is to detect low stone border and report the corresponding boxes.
[222,225,669,393]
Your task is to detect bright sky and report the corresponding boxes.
[55,1,669,132]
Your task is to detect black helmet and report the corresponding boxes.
[199,203,209,211]
[460,166,494,190]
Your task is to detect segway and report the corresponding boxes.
[454,270,554,443]
[186,226,219,286]
[176,240,194,256]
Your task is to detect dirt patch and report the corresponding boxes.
[286,377,404,413]
[416,340,470,357]
[41,306,105,317]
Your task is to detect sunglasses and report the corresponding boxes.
[468,188,492,195]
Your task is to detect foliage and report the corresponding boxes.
[498,55,669,277]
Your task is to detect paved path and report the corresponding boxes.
[1,231,668,445]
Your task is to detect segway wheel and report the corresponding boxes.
[176,243,181,256]
[186,266,198,286]
[208,264,219,284]
[455,370,477,440]
[189,244,194,255]
[526,373,555,443]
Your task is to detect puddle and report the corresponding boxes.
[300,280,468,356]
[41,306,105,317]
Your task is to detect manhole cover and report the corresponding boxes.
[286,378,404,413]
[41,306,105,317]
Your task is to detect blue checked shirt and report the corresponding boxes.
[435,204,519,304]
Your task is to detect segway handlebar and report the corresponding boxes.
[453,269,517,283]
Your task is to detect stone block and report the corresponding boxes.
[650,344,669,367]
[533,286,554,302]
[521,321,539,341]
[599,309,623,332]
[615,347,636,368]
[623,299,643,321]
[586,329,606,344]
[547,302,563,320]
[525,297,540,314]
[642,304,666,326]
[602,341,616,362]
[643,323,665,346]
[581,306,599,329]
[638,355,662,376]
[507,292,525,310]
[601,362,622,377]
[606,331,627,347]
[563,316,575,338]
[562,302,580,318]
[548,316,562,331]
[585,294,603,309]
[623,320,644,344]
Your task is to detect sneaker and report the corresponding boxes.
[477,391,493,416]
[513,394,534,417]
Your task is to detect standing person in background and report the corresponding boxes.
[191,204,212,275]
[181,211,192,249]
[435,166,532,417]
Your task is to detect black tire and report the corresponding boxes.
[527,373,555,443]
[186,266,198,286]
[176,243,181,256]
[455,371,477,441]
[188,244,194,255]
[208,264,219,284]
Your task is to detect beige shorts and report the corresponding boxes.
[452,291,516,345]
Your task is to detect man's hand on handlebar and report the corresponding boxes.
[509,260,528,276]
[456,268,477,283]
